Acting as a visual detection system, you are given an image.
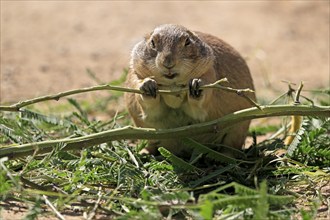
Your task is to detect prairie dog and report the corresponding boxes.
[125,24,256,156]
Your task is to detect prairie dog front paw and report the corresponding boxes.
[140,78,158,98]
[189,78,203,99]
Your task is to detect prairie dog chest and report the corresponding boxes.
[143,92,209,128]
[161,92,186,109]
[145,100,198,129]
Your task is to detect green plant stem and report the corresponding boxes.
[1,105,329,160]
[0,84,140,111]
[0,78,258,111]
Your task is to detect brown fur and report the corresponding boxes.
[125,24,256,156]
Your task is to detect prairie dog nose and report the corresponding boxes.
[161,53,176,69]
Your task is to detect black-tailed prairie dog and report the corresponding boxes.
[125,24,256,156]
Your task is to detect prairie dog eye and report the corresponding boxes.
[184,37,191,46]
[150,39,156,49]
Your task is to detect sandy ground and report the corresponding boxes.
[0,1,329,219]
[1,1,329,106]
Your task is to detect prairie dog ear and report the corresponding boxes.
[144,31,153,41]
[187,30,196,36]
[187,30,199,41]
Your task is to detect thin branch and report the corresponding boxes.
[86,187,103,220]
[269,92,289,105]
[0,104,329,160]
[202,78,260,109]
[294,82,304,104]
[0,84,140,112]
[0,78,257,111]
[43,195,65,220]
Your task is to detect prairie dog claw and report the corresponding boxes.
[189,78,203,98]
[140,78,158,98]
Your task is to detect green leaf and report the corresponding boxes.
[20,109,62,125]
[158,147,200,172]
[200,199,213,219]
[254,180,269,220]
[190,164,236,188]
[183,138,237,164]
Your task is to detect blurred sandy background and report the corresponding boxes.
[1,1,329,104]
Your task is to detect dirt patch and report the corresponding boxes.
[1,199,109,220]
[1,1,329,105]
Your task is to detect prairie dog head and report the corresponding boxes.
[130,24,214,86]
